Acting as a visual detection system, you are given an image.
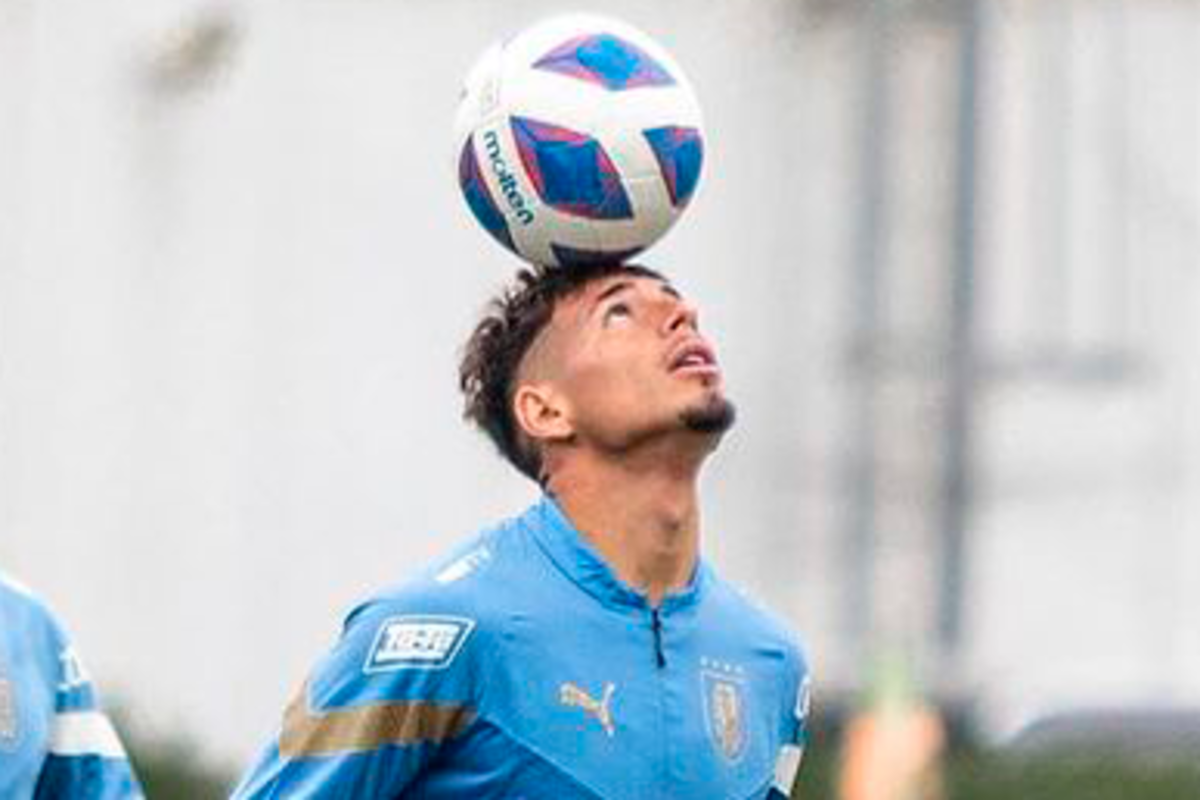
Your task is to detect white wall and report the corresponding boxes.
[0,0,852,762]
[0,0,1195,766]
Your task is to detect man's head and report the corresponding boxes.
[460,264,734,483]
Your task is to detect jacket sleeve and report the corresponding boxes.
[32,622,144,799]
[767,655,811,800]
[232,597,481,799]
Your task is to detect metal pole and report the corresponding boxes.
[937,0,986,667]
[843,0,893,677]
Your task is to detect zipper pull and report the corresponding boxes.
[651,609,666,668]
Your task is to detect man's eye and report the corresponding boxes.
[605,302,632,321]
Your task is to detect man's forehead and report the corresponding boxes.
[566,272,678,310]
[523,272,677,375]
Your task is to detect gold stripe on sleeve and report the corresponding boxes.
[280,683,476,758]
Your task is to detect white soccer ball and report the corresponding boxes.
[453,14,705,269]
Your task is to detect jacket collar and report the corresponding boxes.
[523,494,707,613]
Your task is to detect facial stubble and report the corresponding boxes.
[680,395,737,435]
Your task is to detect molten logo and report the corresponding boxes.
[482,129,535,226]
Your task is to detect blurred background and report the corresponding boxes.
[0,0,1196,796]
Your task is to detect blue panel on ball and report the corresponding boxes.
[533,33,675,91]
[643,126,703,208]
[551,243,645,267]
[511,116,633,221]
[458,138,516,253]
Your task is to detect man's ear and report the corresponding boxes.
[512,382,573,445]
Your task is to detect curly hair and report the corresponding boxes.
[459,263,664,483]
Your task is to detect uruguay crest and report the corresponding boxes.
[702,663,748,763]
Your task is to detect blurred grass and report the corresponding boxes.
[123,735,1200,800]
[948,753,1200,800]
[110,699,1200,798]
[791,709,1200,800]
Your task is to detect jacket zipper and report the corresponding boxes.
[651,608,666,668]
[651,607,668,799]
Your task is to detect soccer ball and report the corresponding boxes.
[454,14,705,269]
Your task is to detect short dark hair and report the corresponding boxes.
[459,263,665,482]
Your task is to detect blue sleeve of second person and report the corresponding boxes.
[32,621,144,799]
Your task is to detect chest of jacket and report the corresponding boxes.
[464,600,782,799]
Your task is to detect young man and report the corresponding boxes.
[234,264,811,798]
[0,572,143,798]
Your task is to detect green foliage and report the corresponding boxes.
[791,715,838,799]
[125,733,235,800]
[109,704,235,800]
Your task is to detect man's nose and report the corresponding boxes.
[662,299,699,334]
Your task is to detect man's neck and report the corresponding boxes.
[547,445,705,607]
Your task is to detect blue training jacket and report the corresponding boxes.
[0,573,143,799]
[235,497,811,799]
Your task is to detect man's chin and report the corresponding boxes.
[680,396,736,436]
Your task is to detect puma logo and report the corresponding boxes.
[559,681,616,737]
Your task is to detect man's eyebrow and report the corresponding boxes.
[590,277,681,315]
[592,280,634,308]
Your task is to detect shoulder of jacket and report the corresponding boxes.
[706,573,805,657]
[342,516,535,633]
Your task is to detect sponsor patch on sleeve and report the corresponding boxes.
[363,615,475,674]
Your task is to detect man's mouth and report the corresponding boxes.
[668,340,719,374]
